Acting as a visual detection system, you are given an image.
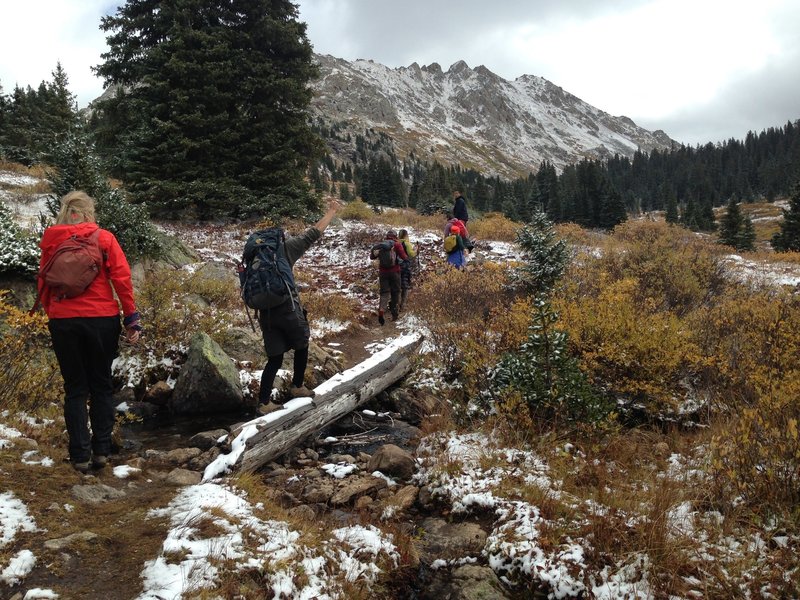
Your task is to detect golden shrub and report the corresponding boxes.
[0,292,62,413]
[414,263,531,405]
[600,220,726,315]
[688,288,800,407]
[711,389,800,510]
[468,212,521,242]
[338,199,375,221]
[555,277,702,409]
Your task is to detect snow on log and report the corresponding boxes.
[203,333,424,479]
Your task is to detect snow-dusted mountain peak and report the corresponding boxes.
[310,54,675,177]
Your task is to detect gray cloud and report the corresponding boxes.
[298,0,800,146]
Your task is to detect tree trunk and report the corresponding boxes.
[203,333,424,479]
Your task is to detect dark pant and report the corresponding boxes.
[258,347,309,404]
[48,316,121,463]
[258,300,310,404]
[379,271,401,318]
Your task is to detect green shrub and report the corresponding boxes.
[0,203,39,276]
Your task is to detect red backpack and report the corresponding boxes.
[32,229,105,311]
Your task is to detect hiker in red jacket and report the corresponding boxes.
[38,191,141,474]
[372,229,408,325]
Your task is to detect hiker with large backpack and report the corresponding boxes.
[239,200,340,413]
[370,230,409,325]
[397,229,417,313]
[36,191,141,474]
[444,224,467,269]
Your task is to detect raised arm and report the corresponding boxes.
[315,199,342,233]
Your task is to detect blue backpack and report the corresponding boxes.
[239,228,296,310]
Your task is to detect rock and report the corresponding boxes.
[386,388,440,426]
[305,448,320,461]
[156,231,199,268]
[417,518,488,563]
[166,468,203,486]
[127,457,147,470]
[328,453,356,465]
[44,531,99,551]
[72,483,126,504]
[163,447,202,466]
[367,444,416,480]
[288,505,317,521]
[113,386,137,408]
[354,496,373,510]
[330,475,388,506]
[422,565,512,600]
[418,486,435,510]
[219,326,266,364]
[123,400,162,419]
[302,482,335,504]
[189,429,229,451]
[188,447,221,471]
[390,485,418,511]
[170,332,249,414]
[144,381,173,405]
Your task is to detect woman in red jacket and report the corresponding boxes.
[38,191,142,474]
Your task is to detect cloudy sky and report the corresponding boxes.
[1,0,798,146]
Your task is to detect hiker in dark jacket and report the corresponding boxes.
[38,191,141,474]
[258,200,340,412]
[453,190,469,223]
[372,230,409,325]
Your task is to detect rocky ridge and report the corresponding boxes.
[310,54,676,177]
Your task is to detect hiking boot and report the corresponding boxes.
[92,455,108,469]
[391,311,399,321]
[378,310,385,326]
[288,385,315,399]
[72,461,90,474]
[258,402,283,415]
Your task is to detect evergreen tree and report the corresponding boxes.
[94,0,321,219]
[718,197,744,247]
[772,182,800,252]
[664,189,679,224]
[737,216,756,252]
[492,211,610,425]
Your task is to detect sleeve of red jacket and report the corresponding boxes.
[394,240,409,261]
[104,232,137,317]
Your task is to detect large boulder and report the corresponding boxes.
[170,332,248,414]
[367,444,416,479]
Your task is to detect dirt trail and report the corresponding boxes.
[2,311,413,599]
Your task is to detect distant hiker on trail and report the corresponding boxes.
[453,190,469,223]
[37,191,141,474]
[398,229,417,312]
[242,200,341,414]
[370,229,409,325]
[444,224,467,269]
[444,211,474,253]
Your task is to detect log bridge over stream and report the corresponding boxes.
[203,333,424,480]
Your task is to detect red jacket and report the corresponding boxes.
[444,218,469,239]
[38,222,137,319]
[379,239,409,274]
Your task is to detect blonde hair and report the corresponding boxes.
[56,191,96,225]
[398,229,409,239]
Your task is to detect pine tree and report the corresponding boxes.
[737,216,756,251]
[772,183,800,252]
[664,187,679,224]
[718,197,744,247]
[94,0,321,219]
[492,211,610,425]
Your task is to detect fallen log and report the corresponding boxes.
[203,332,424,479]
